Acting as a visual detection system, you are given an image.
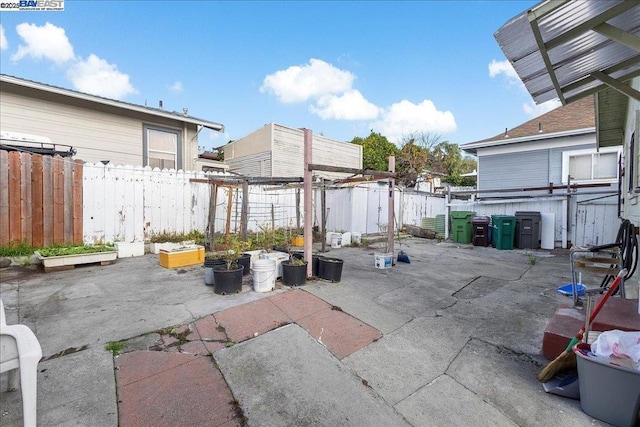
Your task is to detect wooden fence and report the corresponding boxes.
[0,151,83,247]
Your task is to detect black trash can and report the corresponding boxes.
[515,211,541,249]
[471,216,490,247]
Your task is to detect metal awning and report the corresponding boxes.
[494,0,640,106]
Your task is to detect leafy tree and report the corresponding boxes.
[396,139,429,187]
[395,132,445,186]
[349,131,398,171]
[432,142,477,186]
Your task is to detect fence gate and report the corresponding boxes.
[573,199,618,247]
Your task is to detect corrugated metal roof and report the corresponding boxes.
[494,0,640,105]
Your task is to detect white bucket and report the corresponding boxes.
[341,232,351,246]
[331,235,342,248]
[261,251,289,278]
[253,259,276,292]
[374,252,393,269]
[325,232,339,245]
[351,232,361,245]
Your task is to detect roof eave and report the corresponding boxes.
[461,127,595,154]
[0,74,225,132]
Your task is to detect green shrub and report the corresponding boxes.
[0,242,37,257]
[37,244,114,257]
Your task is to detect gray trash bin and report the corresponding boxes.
[515,211,541,249]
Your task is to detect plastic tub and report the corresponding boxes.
[374,253,393,269]
[556,283,586,297]
[574,343,640,427]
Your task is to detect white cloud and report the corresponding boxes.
[11,22,74,65]
[260,58,355,103]
[0,25,7,50]
[310,90,379,120]
[523,99,561,117]
[488,59,521,85]
[370,99,457,144]
[169,81,183,93]
[490,58,562,117]
[67,54,137,99]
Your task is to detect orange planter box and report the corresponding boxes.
[159,245,204,269]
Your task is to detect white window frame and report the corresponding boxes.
[561,146,622,184]
[142,124,182,169]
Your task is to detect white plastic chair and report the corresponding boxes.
[0,299,42,427]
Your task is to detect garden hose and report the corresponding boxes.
[600,219,638,294]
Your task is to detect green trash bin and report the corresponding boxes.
[450,211,475,244]
[491,215,516,250]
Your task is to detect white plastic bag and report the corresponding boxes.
[591,330,640,364]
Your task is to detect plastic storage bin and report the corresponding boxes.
[491,215,516,250]
[471,216,490,247]
[515,211,541,249]
[450,211,475,244]
[574,343,640,427]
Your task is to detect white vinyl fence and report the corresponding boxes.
[82,163,448,244]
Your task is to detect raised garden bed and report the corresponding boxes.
[36,246,118,272]
[159,245,204,269]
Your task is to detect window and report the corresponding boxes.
[143,125,182,169]
[561,146,622,183]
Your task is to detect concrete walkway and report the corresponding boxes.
[0,239,613,426]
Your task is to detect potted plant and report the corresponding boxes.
[291,250,322,277]
[204,252,226,286]
[281,256,307,287]
[212,236,249,295]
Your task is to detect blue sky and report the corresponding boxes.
[0,0,558,152]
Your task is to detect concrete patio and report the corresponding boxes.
[0,238,626,426]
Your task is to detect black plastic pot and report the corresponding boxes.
[281,260,308,287]
[312,255,322,277]
[213,265,244,295]
[204,258,225,286]
[238,253,251,276]
[318,257,343,283]
[292,252,321,277]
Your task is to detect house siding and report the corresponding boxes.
[226,151,272,177]
[479,150,549,191]
[272,124,361,178]
[226,122,361,178]
[623,77,640,226]
[1,86,202,170]
[222,124,272,160]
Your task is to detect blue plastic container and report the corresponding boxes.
[556,283,586,297]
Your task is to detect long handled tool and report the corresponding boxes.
[537,269,627,383]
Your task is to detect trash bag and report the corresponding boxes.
[591,329,640,366]
[397,251,410,264]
